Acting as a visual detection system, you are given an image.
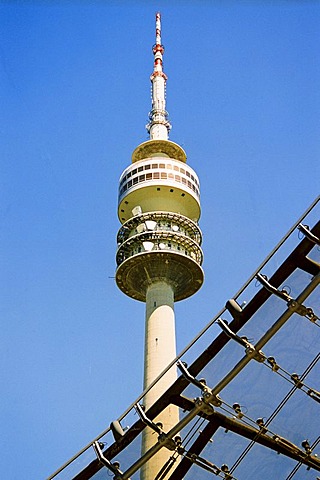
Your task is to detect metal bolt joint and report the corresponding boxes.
[245,346,266,362]
[158,433,178,451]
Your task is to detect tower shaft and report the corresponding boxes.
[144,281,176,400]
[142,282,179,479]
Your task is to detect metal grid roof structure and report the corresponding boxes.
[48,196,320,480]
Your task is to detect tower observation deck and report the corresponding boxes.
[115,12,204,479]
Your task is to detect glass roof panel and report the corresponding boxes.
[48,198,319,480]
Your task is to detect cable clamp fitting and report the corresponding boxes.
[257,274,319,323]
[134,403,177,451]
[298,224,320,246]
[256,273,290,301]
[194,396,216,415]
[92,441,126,480]
[217,319,266,362]
[177,360,221,408]
[287,299,319,322]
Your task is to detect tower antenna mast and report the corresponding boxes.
[147,12,171,140]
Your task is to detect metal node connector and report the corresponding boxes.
[232,403,244,419]
[256,418,268,434]
[302,439,313,455]
[267,356,280,372]
[287,300,319,323]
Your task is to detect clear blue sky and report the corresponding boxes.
[1,2,319,479]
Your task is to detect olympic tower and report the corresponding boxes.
[115,13,204,479]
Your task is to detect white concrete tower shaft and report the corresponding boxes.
[116,12,204,480]
[144,282,176,401]
[142,281,178,479]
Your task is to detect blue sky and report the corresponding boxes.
[1,2,319,479]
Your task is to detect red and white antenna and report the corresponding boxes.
[155,11,162,46]
[146,12,171,140]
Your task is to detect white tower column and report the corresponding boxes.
[144,281,177,408]
[142,281,179,479]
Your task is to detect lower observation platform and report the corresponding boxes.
[116,250,204,302]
